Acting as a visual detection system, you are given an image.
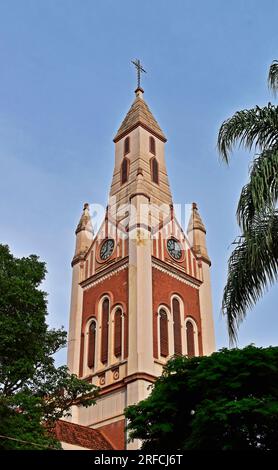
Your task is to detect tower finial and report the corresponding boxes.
[187,202,206,234]
[75,202,93,235]
[131,59,146,90]
[73,202,94,262]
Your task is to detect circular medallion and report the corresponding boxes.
[167,238,182,260]
[113,369,120,381]
[99,375,105,386]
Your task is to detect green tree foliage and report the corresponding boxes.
[217,62,278,342]
[125,346,278,450]
[0,244,98,449]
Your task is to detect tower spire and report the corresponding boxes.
[113,87,166,143]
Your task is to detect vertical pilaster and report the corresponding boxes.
[127,194,154,376]
[198,261,216,355]
[67,262,84,375]
[187,203,216,356]
[67,203,93,376]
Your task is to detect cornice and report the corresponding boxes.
[71,252,86,267]
[113,121,167,144]
[152,258,201,288]
[98,372,156,397]
[81,258,128,290]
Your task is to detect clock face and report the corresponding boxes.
[167,238,182,260]
[100,239,115,261]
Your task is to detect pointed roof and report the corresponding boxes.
[187,202,206,234]
[75,203,94,235]
[113,88,167,143]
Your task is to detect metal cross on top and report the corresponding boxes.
[131,59,147,89]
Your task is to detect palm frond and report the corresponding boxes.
[237,146,278,230]
[217,104,278,163]
[222,210,278,344]
[268,61,278,95]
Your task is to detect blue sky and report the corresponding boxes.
[0,0,277,364]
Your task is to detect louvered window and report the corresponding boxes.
[87,321,96,368]
[186,321,195,358]
[101,298,109,364]
[149,136,156,155]
[160,309,169,357]
[173,299,182,355]
[114,308,122,358]
[121,158,129,185]
[124,137,130,155]
[151,158,159,184]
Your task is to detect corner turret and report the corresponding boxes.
[187,202,210,265]
[73,203,94,264]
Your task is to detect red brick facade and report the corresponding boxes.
[80,263,203,374]
[152,267,203,358]
[79,267,128,375]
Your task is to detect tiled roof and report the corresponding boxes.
[114,91,166,142]
[55,420,114,450]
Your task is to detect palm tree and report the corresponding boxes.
[217,61,278,343]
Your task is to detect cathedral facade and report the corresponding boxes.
[67,84,215,450]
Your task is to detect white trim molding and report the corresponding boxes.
[83,263,128,291]
[152,260,199,289]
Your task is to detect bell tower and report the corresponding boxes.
[67,72,215,450]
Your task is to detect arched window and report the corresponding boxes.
[124,137,130,155]
[186,321,195,358]
[150,157,159,184]
[114,308,122,358]
[149,136,156,155]
[121,157,129,185]
[159,309,169,357]
[101,298,109,364]
[173,298,182,355]
[87,320,96,368]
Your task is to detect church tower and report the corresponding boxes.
[67,71,215,450]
